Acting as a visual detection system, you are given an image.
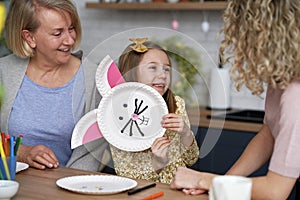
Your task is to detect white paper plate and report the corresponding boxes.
[71,109,103,149]
[97,82,168,152]
[95,55,125,96]
[56,175,137,195]
[16,162,29,173]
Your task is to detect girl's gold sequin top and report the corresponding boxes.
[110,96,199,184]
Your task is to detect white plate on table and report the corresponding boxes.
[56,175,137,195]
[16,162,29,173]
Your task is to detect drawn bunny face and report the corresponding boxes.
[71,55,168,152]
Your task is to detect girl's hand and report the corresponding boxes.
[151,136,171,173]
[18,144,59,169]
[161,113,194,146]
[161,113,190,137]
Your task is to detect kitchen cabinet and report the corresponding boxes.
[187,108,263,133]
[85,1,227,10]
[189,126,269,176]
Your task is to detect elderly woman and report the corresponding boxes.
[0,0,107,171]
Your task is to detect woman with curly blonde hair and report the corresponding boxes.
[170,1,300,199]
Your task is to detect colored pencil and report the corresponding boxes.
[141,191,164,200]
[0,157,6,179]
[0,163,3,179]
[9,136,15,180]
[0,137,10,180]
[128,183,156,195]
[3,134,8,157]
[14,135,23,156]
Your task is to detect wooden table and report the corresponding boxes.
[13,167,208,200]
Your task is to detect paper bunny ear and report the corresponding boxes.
[71,109,103,149]
[72,56,126,149]
[95,55,126,96]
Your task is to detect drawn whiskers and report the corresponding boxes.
[121,98,148,136]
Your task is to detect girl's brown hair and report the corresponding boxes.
[220,0,300,95]
[118,41,178,113]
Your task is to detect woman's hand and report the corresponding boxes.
[161,113,194,146]
[18,144,59,169]
[151,136,171,173]
[170,167,217,195]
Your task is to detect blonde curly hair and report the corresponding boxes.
[220,0,300,95]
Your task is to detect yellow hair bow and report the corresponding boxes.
[129,38,148,53]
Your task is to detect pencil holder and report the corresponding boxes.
[0,156,17,180]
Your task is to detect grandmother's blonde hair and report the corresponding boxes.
[5,0,81,58]
[220,0,300,95]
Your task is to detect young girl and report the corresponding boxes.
[109,38,199,184]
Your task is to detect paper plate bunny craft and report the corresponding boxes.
[71,55,168,152]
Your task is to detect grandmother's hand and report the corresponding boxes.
[18,144,59,169]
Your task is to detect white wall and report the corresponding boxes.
[74,0,265,110]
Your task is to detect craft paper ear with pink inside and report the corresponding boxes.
[95,55,126,96]
[71,109,103,149]
[71,55,125,149]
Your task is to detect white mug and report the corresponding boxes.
[209,175,252,200]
